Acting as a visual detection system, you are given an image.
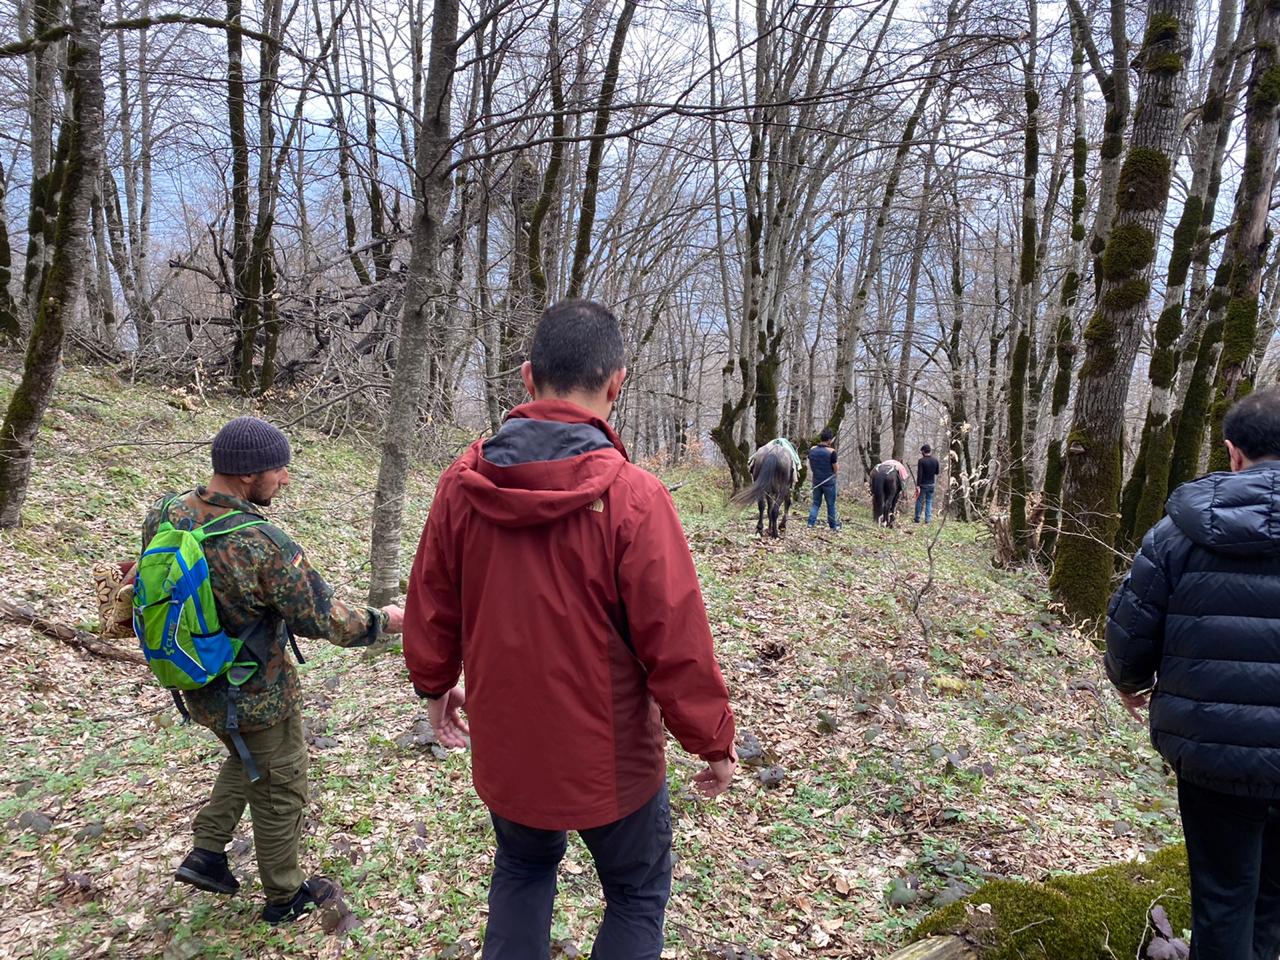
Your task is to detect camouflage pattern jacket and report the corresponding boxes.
[141,487,386,734]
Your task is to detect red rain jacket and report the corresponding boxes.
[403,400,735,829]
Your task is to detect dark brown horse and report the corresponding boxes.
[732,441,798,537]
[870,462,905,527]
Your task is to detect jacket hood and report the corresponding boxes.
[1166,462,1280,555]
[453,400,628,527]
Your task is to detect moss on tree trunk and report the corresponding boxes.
[1206,11,1280,469]
[1040,20,1089,564]
[1051,0,1191,625]
[0,0,105,527]
[1008,5,1038,559]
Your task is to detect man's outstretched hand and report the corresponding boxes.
[428,686,470,749]
[693,753,736,799]
[381,604,405,633]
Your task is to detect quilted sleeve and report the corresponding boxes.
[1104,519,1178,694]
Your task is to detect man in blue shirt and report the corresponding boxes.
[807,430,840,530]
[914,444,940,523]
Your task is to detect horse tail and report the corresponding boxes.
[730,451,781,507]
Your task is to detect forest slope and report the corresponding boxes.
[0,366,1179,959]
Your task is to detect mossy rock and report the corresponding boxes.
[912,845,1190,960]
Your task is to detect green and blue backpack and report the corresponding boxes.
[132,495,278,780]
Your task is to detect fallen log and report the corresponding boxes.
[0,597,146,666]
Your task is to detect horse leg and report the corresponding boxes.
[756,499,765,536]
[780,492,790,533]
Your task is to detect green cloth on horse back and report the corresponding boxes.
[751,438,801,475]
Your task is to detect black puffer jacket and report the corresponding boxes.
[1106,462,1280,798]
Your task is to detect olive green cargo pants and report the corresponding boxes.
[191,710,308,904]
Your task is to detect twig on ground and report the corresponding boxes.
[908,498,951,643]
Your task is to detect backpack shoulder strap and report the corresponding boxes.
[198,513,294,553]
[190,516,304,663]
[150,492,180,526]
[193,513,268,548]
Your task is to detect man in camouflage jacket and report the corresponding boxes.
[146,416,403,924]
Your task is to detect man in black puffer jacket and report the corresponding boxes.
[1107,387,1280,960]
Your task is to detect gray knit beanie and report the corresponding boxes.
[211,417,292,475]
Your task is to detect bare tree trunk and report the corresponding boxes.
[0,0,104,527]
[318,0,372,287]
[712,0,769,488]
[1041,14,1090,562]
[90,185,117,348]
[249,0,285,394]
[0,158,18,342]
[528,10,565,309]
[945,181,975,521]
[1252,262,1280,375]
[113,0,153,350]
[1008,0,1038,557]
[1051,0,1193,625]
[355,0,390,283]
[367,0,460,606]
[830,0,960,436]
[892,160,935,461]
[227,0,254,388]
[1067,0,1132,296]
[1167,17,1251,487]
[100,170,142,342]
[22,0,63,327]
[567,0,638,298]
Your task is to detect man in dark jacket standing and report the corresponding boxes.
[403,300,737,959]
[1106,387,1280,960]
[914,444,940,524]
[807,428,840,529]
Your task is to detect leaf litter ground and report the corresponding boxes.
[0,366,1181,959]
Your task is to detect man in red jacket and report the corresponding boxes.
[403,299,736,959]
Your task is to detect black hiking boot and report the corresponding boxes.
[262,877,339,924]
[174,848,239,896]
